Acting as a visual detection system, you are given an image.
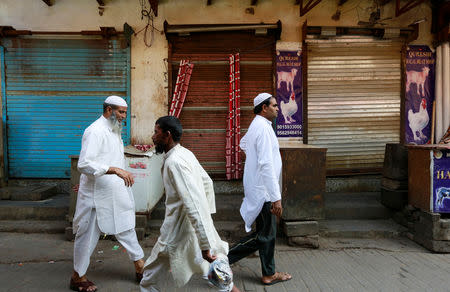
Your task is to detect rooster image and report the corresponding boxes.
[408,98,429,141]
[280,92,298,124]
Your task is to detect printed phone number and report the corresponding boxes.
[276,124,302,130]
[277,130,302,136]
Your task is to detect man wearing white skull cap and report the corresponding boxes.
[70,96,145,292]
[227,93,292,286]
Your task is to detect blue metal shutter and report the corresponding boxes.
[1,36,131,178]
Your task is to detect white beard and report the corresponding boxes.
[109,112,123,135]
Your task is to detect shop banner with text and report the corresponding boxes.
[405,45,435,144]
[275,50,302,138]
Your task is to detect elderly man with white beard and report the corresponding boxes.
[70,95,145,292]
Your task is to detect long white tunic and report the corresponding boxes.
[144,144,228,288]
[239,115,282,232]
[73,115,135,235]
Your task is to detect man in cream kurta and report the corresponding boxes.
[227,93,292,286]
[70,96,144,292]
[140,116,239,292]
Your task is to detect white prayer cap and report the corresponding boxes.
[253,93,273,107]
[104,95,127,107]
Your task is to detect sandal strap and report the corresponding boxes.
[85,280,96,287]
[71,279,96,290]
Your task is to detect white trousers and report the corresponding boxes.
[73,208,144,277]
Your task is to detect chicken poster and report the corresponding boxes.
[275,50,302,138]
[433,149,450,213]
[405,45,435,144]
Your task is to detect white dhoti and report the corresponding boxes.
[140,254,234,292]
[140,254,170,292]
[73,208,144,277]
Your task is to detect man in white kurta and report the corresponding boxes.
[227,93,292,286]
[140,116,239,292]
[70,96,144,292]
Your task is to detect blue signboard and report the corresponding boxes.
[433,149,450,213]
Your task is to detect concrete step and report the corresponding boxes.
[8,179,70,195]
[0,193,69,220]
[324,192,392,220]
[319,219,408,238]
[150,194,243,221]
[213,180,244,196]
[147,219,247,243]
[0,185,58,201]
[324,192,381,202]
[326,175,381,193]
[0,220,68,233]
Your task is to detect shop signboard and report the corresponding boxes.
[275,50,302,138]
[405,45,435,144]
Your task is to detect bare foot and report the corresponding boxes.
[134,258,145,273]
[134,258,145,282]
[231,284,241,292]
[261,272,292,285]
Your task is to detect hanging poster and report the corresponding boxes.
[405,45,435,144]
[433,149,450,213]
[275,50,302,138]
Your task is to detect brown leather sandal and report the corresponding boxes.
[69,278,98,292]
[261,272,292,286]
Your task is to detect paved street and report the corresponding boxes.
[0,232,449,292]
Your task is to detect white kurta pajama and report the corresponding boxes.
[239,115,282,232]
[73,115,144,277]
[140,144,229,292]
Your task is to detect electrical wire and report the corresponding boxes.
[135,0,161,48]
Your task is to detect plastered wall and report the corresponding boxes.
[0,0,434,143]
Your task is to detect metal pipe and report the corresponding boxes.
[435,45,443,143]
[443,42,450,138]
[166,24,278,34]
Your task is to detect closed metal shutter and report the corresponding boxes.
[1,36,130,178]
[306,37,403,173]
[168,30,277,178]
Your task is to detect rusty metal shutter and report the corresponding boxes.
[1,36,130,178]
[168,30,277,178]
[306,37,403,174]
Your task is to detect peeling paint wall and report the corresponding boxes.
[0,0,434,143]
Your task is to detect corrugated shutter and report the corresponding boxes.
[1,36,130,178]
[306,37,403,173]
[168,31,276,178]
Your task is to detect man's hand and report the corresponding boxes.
[201,250,217,263]
[72,184,79,193]
[270,200,282,218]
[108,167,135,187]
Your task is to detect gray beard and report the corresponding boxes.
[108,112,123,134]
